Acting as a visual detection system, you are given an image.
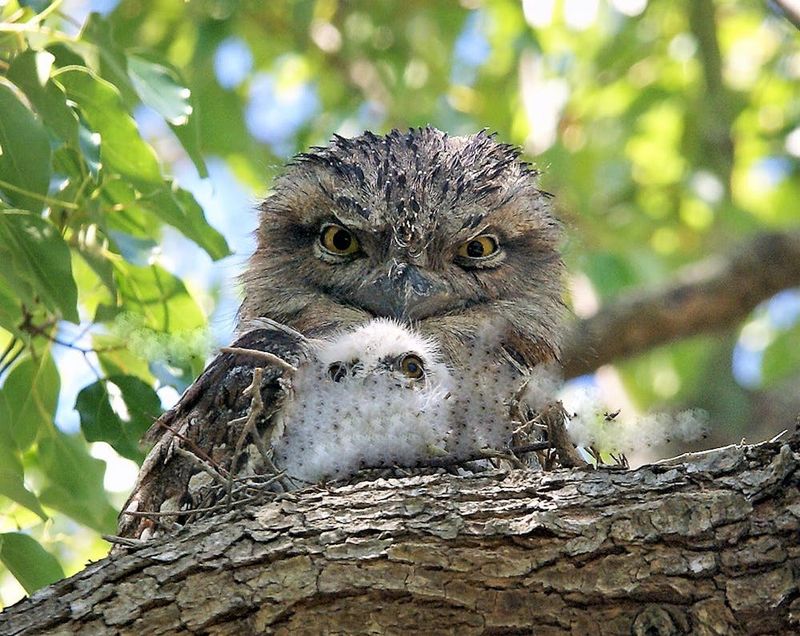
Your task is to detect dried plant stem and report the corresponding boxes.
[221,346,297,373]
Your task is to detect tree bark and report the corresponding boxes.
[561,230,800,378]
[2,433,799,635]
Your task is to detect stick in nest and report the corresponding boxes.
[221,346,297,373]
[227,365,297,497]
[541,402,588,468]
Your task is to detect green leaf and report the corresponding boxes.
[108,262,206,334]
[7,50,79,147]
[96,340,153,381]
[145,186,230,260]
[2,352,59,451]
[37,431,117,533]
[127,56,209,177]
[77,15,208,177]
[77,113,102,179]
[0,533,64,594]
[46,43,86,69]
[0,455,48,521]
[99,178,162,240]
[54,68,163,190]
[170,116,208,179]
[74,239,116,298]
[75,375,161,462]
[0,392,47,519]
[100,178,228,259]
[0,473,46,520]
[77,13,137,105]
[108,231,158,266]
[128,56,193,126]
[0,81,52,213]
[19,0,54,12]
[0,283,24,337]
[0,210,80,322]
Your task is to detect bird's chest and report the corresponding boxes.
[271,366,451,483]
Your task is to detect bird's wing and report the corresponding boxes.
[117,325,310,539]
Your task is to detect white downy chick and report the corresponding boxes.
[445,323,529,459]
[271,318,453,483]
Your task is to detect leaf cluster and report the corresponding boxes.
[0,2,227,598]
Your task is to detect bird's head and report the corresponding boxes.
[241,127,564,366]
[315,318,445,388]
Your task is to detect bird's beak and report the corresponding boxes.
[362,263,437,320]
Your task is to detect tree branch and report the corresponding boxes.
[562,230,800,378]
[1,434,798,634]
[770,0,800,30]
[688,0,735,192]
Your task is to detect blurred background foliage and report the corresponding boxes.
[1,0,799,607]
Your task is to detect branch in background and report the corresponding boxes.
[770,0,800,30]
[689,0,735,193]
[562,230,800,379]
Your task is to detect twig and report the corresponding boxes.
[173,445,228,488]
[221,346,297,373]
[119,498,259,517]
[228,367,266,501]
[0,178,79,207]
[102,534,145,547]
[543,403,588,468]
[770,0,800,29]
[153,419,224,474]
[228,367,296,498]
[422,442,549,469]
[769,429,789,443]
[231,471,287,492]
[508,441,550,454]
[479,447,528,469]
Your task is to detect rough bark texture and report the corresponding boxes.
[562,230,800,378]
[2,434,799,635]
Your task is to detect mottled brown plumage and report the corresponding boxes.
[241,127,564,367]
[118,324,308,539]
[118,128,564,540]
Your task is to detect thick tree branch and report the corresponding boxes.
[2,433,799,634]
[562,230,800,378]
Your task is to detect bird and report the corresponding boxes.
[117,127,565,539]
[269,317,454,484]
[271,317,528,483]
[240,127,564,370]
[119,317,524,540]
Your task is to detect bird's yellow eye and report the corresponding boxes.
[320,224,360,256]
[457,235,499,259]
[399,354,425,380]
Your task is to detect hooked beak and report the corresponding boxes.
[359,262,437,320]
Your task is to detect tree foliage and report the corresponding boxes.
[0,0,798,607]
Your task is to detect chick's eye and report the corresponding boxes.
[457,235,498,260]
[320,224,359,256]
[399,354,425,380]
[328,362,349,382]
